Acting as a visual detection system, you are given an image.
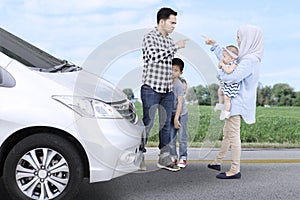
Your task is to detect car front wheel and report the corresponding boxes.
[3,133,84,200]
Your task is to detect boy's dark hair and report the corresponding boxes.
[157,7,177,24]
[172,57,184,72]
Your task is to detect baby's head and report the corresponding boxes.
[222,45,238,64]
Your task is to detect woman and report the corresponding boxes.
[206,25,264,179]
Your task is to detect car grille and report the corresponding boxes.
[112,100,138,124]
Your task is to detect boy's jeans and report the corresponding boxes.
[170,113,188,160]
[141,84,174,154]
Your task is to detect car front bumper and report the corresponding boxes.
[73,116,145,182]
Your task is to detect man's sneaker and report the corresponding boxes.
[157,156,181,172]
[157,163,181,172]
[177,159,187,168]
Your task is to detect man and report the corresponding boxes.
[141,7,187,171]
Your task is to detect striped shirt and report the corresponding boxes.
[219,60,240,97]
[142,27,178,93]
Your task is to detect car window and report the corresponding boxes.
[0,66,16,88]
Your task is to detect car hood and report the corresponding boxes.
[38,69,127,103]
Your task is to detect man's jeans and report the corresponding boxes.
[170,113,188,160]
[141,84,174,154]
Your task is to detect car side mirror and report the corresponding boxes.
[0,67,16,88]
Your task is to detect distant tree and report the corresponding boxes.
[208,83,219,106]
[122,88,134,100]
[186,86,197,103]
[271,83,295,106]
[257,83,272,106]
[257,82,263,106]
[294,92,300,106]
[195,85,211,105]
[183,82,299,107]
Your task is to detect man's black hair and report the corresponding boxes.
[157,7,177,24]
[172,57,184,72]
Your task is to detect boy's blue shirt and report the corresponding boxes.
[172,78,188,116]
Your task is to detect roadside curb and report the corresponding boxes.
[143,148,300,163]
[143,159,300,163]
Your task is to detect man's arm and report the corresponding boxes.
[142,35,186,64]
[142,35,176,64]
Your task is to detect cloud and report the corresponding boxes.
[20,0,161,15]
[260,67,300,90]
[261,67,300,78]
[1,0,300,91]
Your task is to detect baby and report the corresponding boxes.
[215,45,239,120]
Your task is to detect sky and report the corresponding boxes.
[1,0,300,92]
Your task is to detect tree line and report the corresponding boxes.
[185,82,300,106]
[123,83,300,106]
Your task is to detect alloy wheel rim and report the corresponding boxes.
[15,148,69,199]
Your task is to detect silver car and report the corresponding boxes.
[0,27,144,200]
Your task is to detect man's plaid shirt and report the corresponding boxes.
[142,27,178,93]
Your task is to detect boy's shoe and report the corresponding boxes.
[214,103,224,112]
[172,159,178,165]
[157,156,181,172]
[177,159,187,168]
[171,156,177,165]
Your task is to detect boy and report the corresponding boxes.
[170,58,188,168]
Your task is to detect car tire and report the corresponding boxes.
[3,133,84,200]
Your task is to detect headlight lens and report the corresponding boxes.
[52,95,123,119]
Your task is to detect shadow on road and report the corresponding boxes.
[1,162,300,200]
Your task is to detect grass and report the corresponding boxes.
[134,102,300,148]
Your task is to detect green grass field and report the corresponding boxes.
[134,103,300,148]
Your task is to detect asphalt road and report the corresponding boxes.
[1,148,300,200]
[1,161,300,200]
[79,162,300,200]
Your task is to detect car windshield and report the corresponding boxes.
[0,27,81,73]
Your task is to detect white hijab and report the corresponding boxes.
[237,25,264,62]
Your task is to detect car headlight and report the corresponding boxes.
[52,95,123,119]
